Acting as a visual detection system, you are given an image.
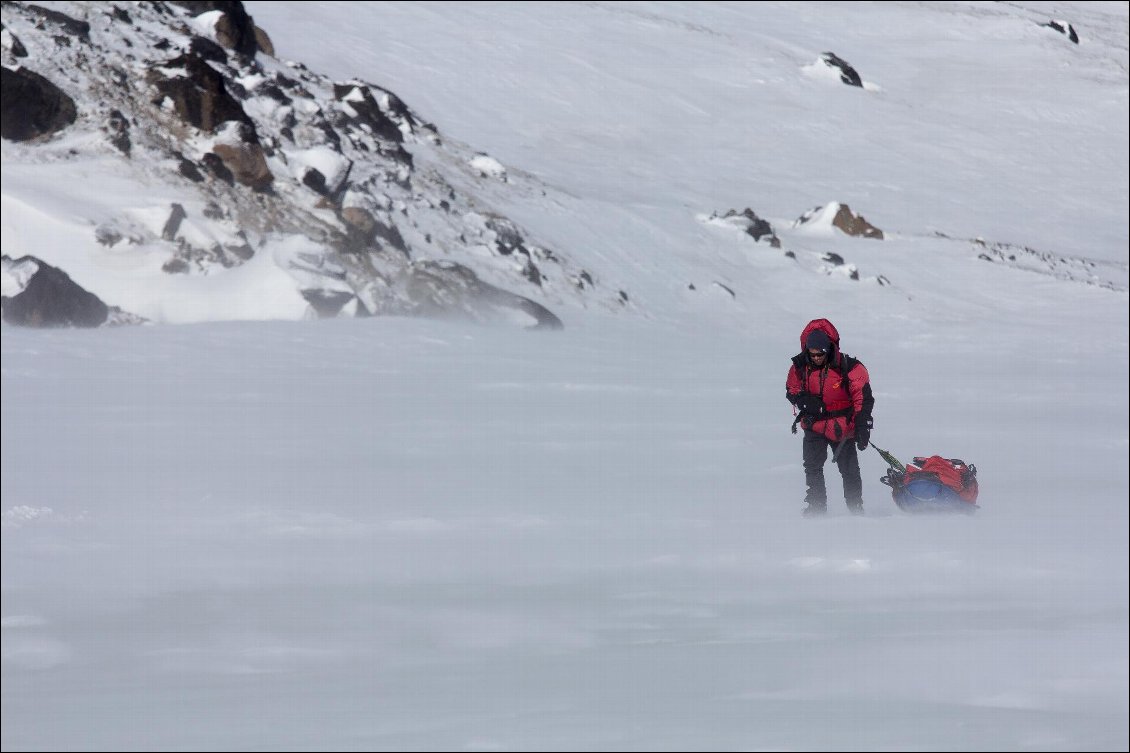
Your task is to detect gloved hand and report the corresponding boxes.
[855,418,872,451]
[796,395,825,417]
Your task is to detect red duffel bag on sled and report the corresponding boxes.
[876,449,979,513]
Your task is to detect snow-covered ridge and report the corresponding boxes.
[3,1,1126,331]
[1,1,620,327]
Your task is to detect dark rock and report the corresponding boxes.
[821,252,845,266]
[487,217,529,257]
[405,261,563,330]
[1,66,77,141]
[226,78,248,100]
[188,34,227,64]
[178,156,205,182]
[201,152,234,184]
[821,52,862,87]
[95,226,123,246]
[713,282,736,298]
[274,72,300,90]
[523,261,543,286]
[224,119,259,145]
[372,218,407,255]
[8,30,28,57]
[170,2,258,57]
[257,82,290,104]
[146,52,253,133]
[213,8,257,57]
[333,82,405,144]
[719,208,779,245]
[314,117,342,150]
[301,289,356,318]
[26,4,90,39]
[1042,20,1079,44]
[106,108,131,155]
[736,208,775,241]
[302,167,327,194]
[745,218,774,241]
[1,255,108,328]
[162,258,190,274]
[380,88,421,130]
[162,203,187,241]
[225,234,254,260]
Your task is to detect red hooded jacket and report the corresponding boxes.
[786,319,873,442]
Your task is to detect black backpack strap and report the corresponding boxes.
[838,352,874,425]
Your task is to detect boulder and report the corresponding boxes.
[1,255,109,328]
[1,66,77,141]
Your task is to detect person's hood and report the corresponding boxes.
[799,318,840,357]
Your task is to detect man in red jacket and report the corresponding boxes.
[786,319,874,517]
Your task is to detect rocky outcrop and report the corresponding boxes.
[1041,20,1079,44]
[820,52,862,87]
[1,255,108,328]
[0,0,593,329]
[301,289,359,318]
[831,204,884,239]
[402,261,563,330]
[724,208,780,246]
[171,2,259,57]
[22,4,89,40]
[146,52,253,133]
[105,108,131,155]
[211,141,273,191]
[333,82,415,166]
[253,25,274,57]
[0,66,77,141]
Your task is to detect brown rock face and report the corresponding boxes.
[832,204,884,239]
[147,53,252,133]
[212,142,273,190]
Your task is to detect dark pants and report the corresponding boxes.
[803,429,863,510]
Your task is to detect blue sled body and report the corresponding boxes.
[893,478,978,514]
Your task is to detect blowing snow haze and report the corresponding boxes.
[2,2,1128,751]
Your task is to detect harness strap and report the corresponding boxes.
[791,406,853,433]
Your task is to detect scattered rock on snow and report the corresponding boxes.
[820,52,862,87]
